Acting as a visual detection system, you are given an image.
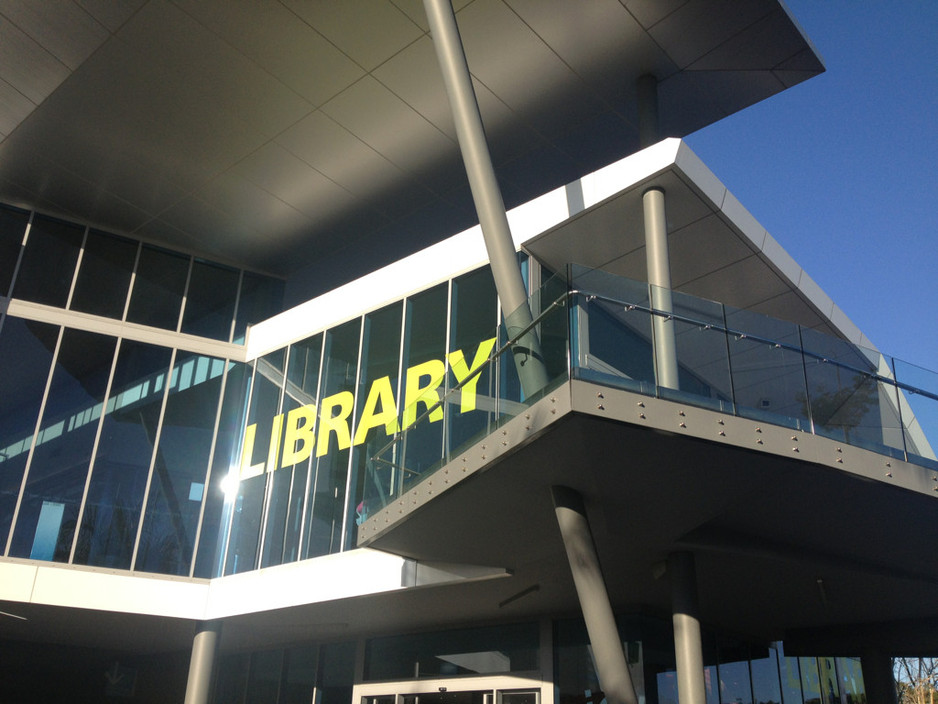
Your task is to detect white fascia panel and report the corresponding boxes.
[674,141,728,209]
[720,190,767,252]
[26,563,209,618]
[0,561,38,601]
[797,270,835,320]
[205,548,408,619]
[579,138,681,209]
[830,303,863,345]
[761,232,802,287]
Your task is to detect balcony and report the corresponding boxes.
[362,265,938,528]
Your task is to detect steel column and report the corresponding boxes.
[423,0,548,397]
[184,620,221,704]
[861,651,898,704]
[669,552,707,704]
[643,187,679,389]
[637,74,659,149]
[552,486,638,704]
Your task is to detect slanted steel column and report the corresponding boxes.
[668,552,706,704]
[637,74,659,149]
[423,0,548,398]
[184,620,221,704]
[643,186,679,389]
[552,486,639,704]
[860,651,898,704]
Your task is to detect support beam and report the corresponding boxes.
[860,651,898,704]
[643,187,679,389]
[668,552,706,704]
[551,486,639,704]
[184,620,221,704]
[637,74,659,149]
[423,0,548,398]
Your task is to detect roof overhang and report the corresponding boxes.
[0,0,822,288]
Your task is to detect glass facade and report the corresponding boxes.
[0,204,282,576]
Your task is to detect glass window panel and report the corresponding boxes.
[283,646,318,704]
[261,392,298,569]
[10,328,116,561]
[181,259,239,340]
[303,320,360,559]
[448,268,497,457]
[368,285,446,514]
[246,649,284,704]
[194,362,249,579]
[234,271,285,344]
[318,641,356,704]
[275,333,323,566]
[69,230,138,318]
[365,622,539,680]
[12,214,84,308]
[349,303,402,547]
[836,657,865,704]
[0,318,58,549]
[0,205,30,296]
[800,657,822,704]
[226,350,285,574]
[215,652,250,704]
[779,651,804,704]
[135,352,226,576]
[74,340,172,569]
[817,657,839,704]
[717,640,752,704]
[126,245,190,330]
[749,646,782,704]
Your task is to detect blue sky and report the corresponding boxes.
[685,1,938,374]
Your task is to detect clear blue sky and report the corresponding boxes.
[685,1,938,373]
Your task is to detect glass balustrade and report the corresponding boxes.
[363,265,938,516]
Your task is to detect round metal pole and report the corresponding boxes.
[669,552,706,704]
[643,186,679,390]
[552,486,639,704]
[184,620,221,704]
[423,0,548,397]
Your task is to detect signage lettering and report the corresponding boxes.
[239,337,496,480]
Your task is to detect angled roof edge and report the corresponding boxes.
[247,140,866,360]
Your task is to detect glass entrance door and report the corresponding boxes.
[356,682,541,704]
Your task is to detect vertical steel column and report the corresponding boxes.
[860,651,898,704]
[637,74,659,149]
[669,552,706,704]
[552,486,639,704]
[184,620,221,704]
[643,186,679,390]
[423,0,548,397]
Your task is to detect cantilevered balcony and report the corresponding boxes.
[359,265,938,652]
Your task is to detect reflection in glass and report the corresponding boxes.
[800,657,822,704]
[75,340,172,568]
[126,244,190,330]
[12,214,85,308]
[135,352,225,575]
[194,362,248,578]
[448,268,497,455]
[10,328,116,561]
[70,230,138,319]
[181,259,240,340]
[303,320,360,559]
[349,303,402,544]
[749,646,782,704]
[0,205,29,296]
[0,318,58,549]
[226,349,285,574]
[234,271,285,344]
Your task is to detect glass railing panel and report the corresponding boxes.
[893,358,938,468]
[802,354,905,459]
[664,316,734,413]
[724,308,809,430]
[569,263,650,307]
[572,293,657,395]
